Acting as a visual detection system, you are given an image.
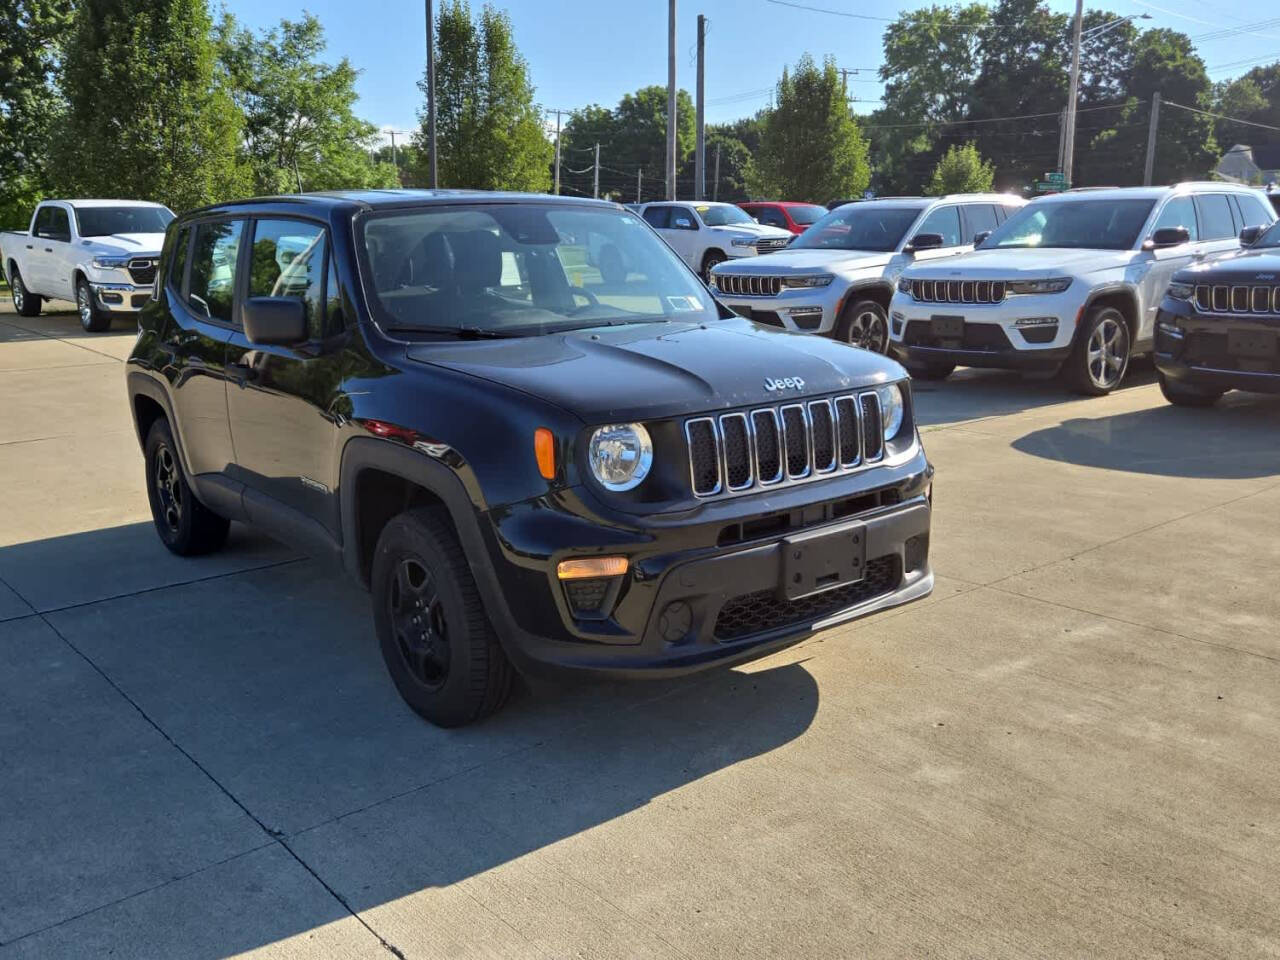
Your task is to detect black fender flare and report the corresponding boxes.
[837,281,894,318]
[125,370,195,474]
[1075,284,1140,344]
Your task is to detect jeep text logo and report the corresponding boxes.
[764,377,805,392]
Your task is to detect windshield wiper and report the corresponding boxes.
[383,325,525,340]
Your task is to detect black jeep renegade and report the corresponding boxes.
[126,190,933,726]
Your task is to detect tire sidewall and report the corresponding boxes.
[144,421,194,551]
[77,277,107,331]
[1075,307,1131,394]
[702,251,726,282]
[839,300,889,353]
[11,272,24,312]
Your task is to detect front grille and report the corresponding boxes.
[685,390,887,499]
[755,237,790,252]
[1195,283,1280,315]
[127,258,157,285]
[714,556,900,641]
[715,273,783,297]
[910,279,1007,304]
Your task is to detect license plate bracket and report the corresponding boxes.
[1228,329,1277,359]
[781,523,867,601]
[930,314,965,341]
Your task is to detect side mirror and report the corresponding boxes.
[1240,225,1264,246]
[905,232,944,253]
[1149,226,1189,249]
[243,296,307,346]
[973,230,991,246]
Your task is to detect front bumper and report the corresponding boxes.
[477,449,934,679]
[91,281,153,313]
[1153,300,1280,394]
[713,282,845,334]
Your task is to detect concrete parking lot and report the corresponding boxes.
[1,299,1278,959]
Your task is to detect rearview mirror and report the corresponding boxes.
[243,296,307,346]
[1240,225,1264,246]
[905,233,944,253]
[973,230,991,246]
[1148,226,1189,249]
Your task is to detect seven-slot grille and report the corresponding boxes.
[1194,283,1280,315]
[127,258,158,286]
[715,274,783,297]
[909,279,1007,304]
[685,392,886,498]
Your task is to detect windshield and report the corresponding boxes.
[981,198,1155,251]
[358,204,719,337]
[75,206,174,237]
[789,204,826,226]
[699,205,754,227]
[789,206,920,252]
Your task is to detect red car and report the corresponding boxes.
[739,201,828,236]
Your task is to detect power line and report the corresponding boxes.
[763,0,894,23]
[1162,98,1280,130]
[862,100,1129,131]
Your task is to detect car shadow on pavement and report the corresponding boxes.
[912,365,1157,428]
[1011,390,1280,478]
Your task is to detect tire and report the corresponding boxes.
[76,276,111,332]
[1066,305,1131,396]
[835,299,889,353]
[371,508,513,727]
[905,360,956,381]
[1158,371,1223,407]
[701,249,726,283]
[144,419,230,555]
[9,267,41,317]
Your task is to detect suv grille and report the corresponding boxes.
[755,237,790,253]
[684,391,887,498]
[127,258,158,286]
[1195,284,1280,315]
[715,274,783,297]
[910,279,1007,304]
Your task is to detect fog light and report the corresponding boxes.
[100,291,123,305]
[904,533,929,573]
[658,600,693,643]
[564,578,612,617]
[1156,320,1184,339]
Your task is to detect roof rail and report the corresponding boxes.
[1064,186,1120,192]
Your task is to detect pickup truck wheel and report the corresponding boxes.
[76,277,111,332]
[144,419,230,555]
[701,250,726,283]
[1158,372,1223,407]
[371,508,513,727]
[836,300,889,353]
[1066,306,1130,395]
[9,268,41,317]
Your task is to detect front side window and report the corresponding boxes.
[1152,196,1198,242]
[789,206,921,252]
[697,204,754,227]
[671,207,698,230]
[963,204,1000,239]
[249,219,327,338]
[1195,194,1236,240]
[914,205,962,247]
[981,198,1156,251]
[358,203,718,337]
[1235,193,1273,229]
[188,220,244,323]
[76,206,174,238]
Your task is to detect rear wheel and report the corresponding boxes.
[77,277,111,332]
[9,268,41,317]
[836,300,889,353]
[144,419,230,555]
[1158,372,1223,407]
[1066,306,1130,395]
[371,508,513,727]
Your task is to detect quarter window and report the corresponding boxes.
[1195,194,1236,240]
[1152,196,1198,242]
[914,205,962,247]
[248,219,327,339]
[188,220,244,323]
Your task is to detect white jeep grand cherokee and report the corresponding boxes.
[708,195,1023,353]
[888,183,1277,394]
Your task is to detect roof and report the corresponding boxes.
[61,199,170,209]
[1033,183,1265,204]
[741,200,827,207]
[199,189,616,215]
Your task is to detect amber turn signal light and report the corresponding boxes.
[556,556,629,580]
[534,427,555,480]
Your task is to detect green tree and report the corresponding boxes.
[753,56,870,202]
[926,142,995,194]
[416,0,551,191]
[1212,73,1272,161]
[53,0,245,211]
[559,89,695,200]
[0,0,71,227]
[217,13,396,194]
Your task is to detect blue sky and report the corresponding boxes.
[220,0,1280,140]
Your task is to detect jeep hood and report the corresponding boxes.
[906,247,1133,279]
[405,317,902,423]
[714,247,893,274]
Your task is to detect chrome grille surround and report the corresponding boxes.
[1194,283,1280,315]
[715,273,783,297]
[909,278,1007,304]
[755,237,790,252]
[685,390,890,499]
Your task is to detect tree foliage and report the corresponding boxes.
[1212,65,1280,167]
[753,56,870,203]
[53,0,245,211]
[415,0,551,191]
[926,142,994,194]
[217,13,395,195]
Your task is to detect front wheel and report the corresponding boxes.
[701,250,726,283]
[371,508,513,727]
[77,277,111,332]
[1158,372,1223,407]
[836,300,889,353]
[9,268,41,317]
[1066,306,1131,395]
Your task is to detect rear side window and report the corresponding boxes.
[1235,193,1273,229]
[642,206,670,228]
[188,220,244,323]
[168,227,190,290]
[962,204,999,241]
[37,206,70,240]
[1195,194,1236,240]
[1152,196,1198,242]
[248,219,328,339]
[915,205,962,247]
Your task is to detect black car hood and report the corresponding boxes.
[405,317,903,423]
[1180,249,1280,283]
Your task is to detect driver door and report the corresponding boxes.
[908,205,971,265]
[1139,195,1200,342]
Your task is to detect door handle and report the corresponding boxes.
[44,248,53,254]
[25,244,33,249]
[1191,248,1206,259]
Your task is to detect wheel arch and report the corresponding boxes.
[126,372,194,471]
[839,281,894,317]
[1079,285,1139,345]
[700,247,727,270]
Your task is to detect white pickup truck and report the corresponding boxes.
[1,199,174,331]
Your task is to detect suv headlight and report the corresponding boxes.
[1167,280,1195,300]
[781,273,834,288]
[896,276,912,293]
[730,236,757,248]
[1007,278,1072,295]
[875,383,905,440]
[92,256,130,269]
[588,423,653,491]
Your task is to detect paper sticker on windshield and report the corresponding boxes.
[666,296,700,312]
[695,205,710,213]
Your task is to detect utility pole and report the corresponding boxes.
[695,14,706,200]
[712,143,720,201]
[553,110,562,195]
[1057,109,1066,172]
[426,0,438,188]
[1062,0,1083,185]
[666,0,677,200]
[839,67,850,94]
[593,143,600,199]
[388,129,399,169]
[637,168,643,203]
[1143,92,1161,186]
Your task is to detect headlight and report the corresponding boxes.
[1007,277,1072,295]
[92,256,130,269]
[730,236,757,248]
[1167,280,1194,300]
[896,275,912,293]
[781,273,834,288]
[588,423,653,492]
[875,383,905,440]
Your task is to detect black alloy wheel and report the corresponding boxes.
[143,419,230,555]
[388,557,451,691]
